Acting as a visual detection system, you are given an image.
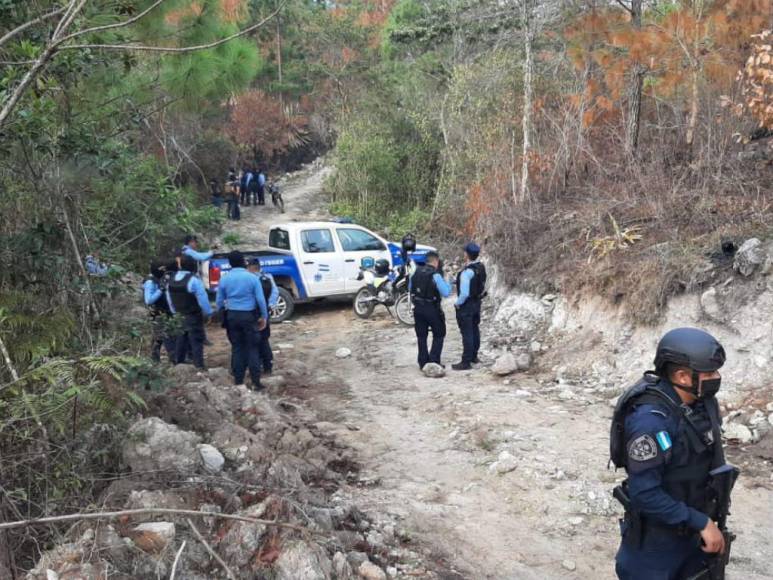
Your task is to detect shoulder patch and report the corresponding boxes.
[628,434,658,462]
[655,431,672,451]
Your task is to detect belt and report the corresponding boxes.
[412,297,439,304]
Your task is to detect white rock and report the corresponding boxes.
[492,353,518,376]
[123,417,201,474]
[768,413,773,427]
[197,444,225,473]
[358,561,387,580]
[422,363,445,378]
[562,559,577,571]
[700,287,724,320]
[277,343,294,350]
[515,352,532,371]
[332,552,353,579]
[490,451,518,474]
[529,341,542,353]
[568,517,583,526]
[275,540,332,580]
[723,422,753,444]
[336,347,352,359]
[609,395,621,408]
[734,238,766,276]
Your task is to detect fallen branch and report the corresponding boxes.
[186,518,237,580]
[169,540,186,580]
[0,508,313,534]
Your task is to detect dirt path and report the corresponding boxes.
[209,167,773,579]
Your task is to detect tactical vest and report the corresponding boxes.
[144,276,170,314]
[612,375,723,514]
[168,273,201,315]
[411,265,440,303]
[259,274,273,303]
[456,262,486,300]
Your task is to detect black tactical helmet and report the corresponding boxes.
[654,327,726,373]
[401,233,416,253]
[374,259,390,276]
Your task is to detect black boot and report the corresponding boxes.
[452,362,472,371]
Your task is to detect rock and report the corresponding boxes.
[132,522,175,553]
[197,443,225,473]
[700,287,724,320]
[562,559,577,571]
[336,347,352,359]
[358,561,387,580]
[274,540,332,580]
[489,450,518,474]
[333,551,354,579]
[218,502,268,569]
[206,366,231,385]
[568,516,583,525]
[515,352,532,371]
[769,413,773,427]
[278,343,294,350]
[347,552,369,568]
[723,422,753,444]
[734,238,766,276]
[422,363,445,378]
[494,294,549,336]
[492,353,518,376]
[123,417,201,474]
[609,395,620,408]
[262,374,287,389]
[529,340,542,353]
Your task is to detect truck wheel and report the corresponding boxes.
[394,292,414,327]
[354,287,376,319]
[271,287,295,323]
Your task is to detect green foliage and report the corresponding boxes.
[222,232,243,245]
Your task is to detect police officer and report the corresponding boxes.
[409,251,451,369]
[614,327,729,579]
[247,257,278,374]
[166,255,212,369]
[181,235,214,263]
[452,242,486,371]
[216,251,268,389]
[143,260,175,362]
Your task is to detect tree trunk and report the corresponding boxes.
[276,0,283,108]
[520,0,534,203]
[685,65,700,150]
[624,0,644,158]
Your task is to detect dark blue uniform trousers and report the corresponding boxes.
[175,313,205,369]
[616,527,707,580]
[226,310,262,386]
[259,322,273,372]
[414,302,446,368]
[456,299,481,364]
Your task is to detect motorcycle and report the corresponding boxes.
[353,259,413,326]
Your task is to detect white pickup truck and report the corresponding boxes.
[205,221,434,321]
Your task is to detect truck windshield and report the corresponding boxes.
[269,228,291,250]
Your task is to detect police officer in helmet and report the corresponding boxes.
[409,251,451,370]
[452,242,486,371]
[613,327,733,579]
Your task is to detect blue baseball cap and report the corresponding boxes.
[464,242,480,255]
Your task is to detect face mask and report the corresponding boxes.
[699,377,721,399]
[673,373,721,400]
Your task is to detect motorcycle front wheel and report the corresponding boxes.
[394,293,414,327]
[354,287,376,319]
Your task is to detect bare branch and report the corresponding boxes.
[61,3,285,54]
[169,540,187,580]
[614,0,633,14]
[0,507,315,534]
[187,519,237,580]
[59,0,168,43]
[0,8,65,49]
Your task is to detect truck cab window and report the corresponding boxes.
[269,228,291,250]
[337,228,386,252]
[302,229,335,253]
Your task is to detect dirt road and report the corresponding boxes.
[211,166,773,579]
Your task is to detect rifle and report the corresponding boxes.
[686,464,740,580]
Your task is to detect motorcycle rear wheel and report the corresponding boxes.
[354,287,376,318]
